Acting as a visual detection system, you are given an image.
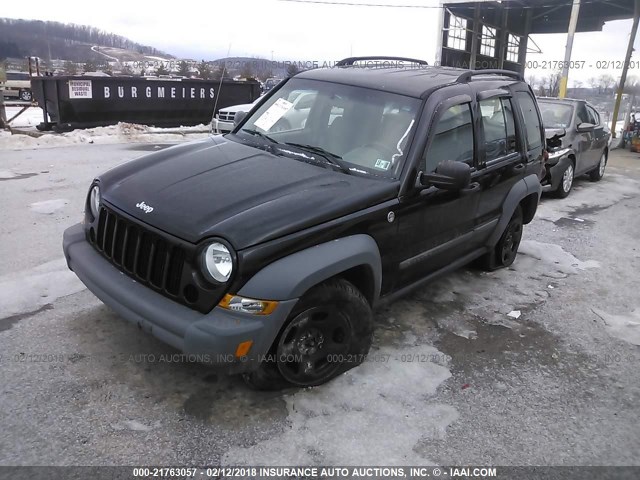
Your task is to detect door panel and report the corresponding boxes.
[575,103,597,173]
[475,96,525,233]
[394,100,482,288]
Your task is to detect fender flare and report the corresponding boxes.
[486,173,541,247]
[238,234,382,302]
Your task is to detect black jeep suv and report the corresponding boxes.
[63,57,543,389]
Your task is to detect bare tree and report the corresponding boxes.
[599,74,615,94]
[588,77,599,93]
[543,70,562,97]
[177,60,190,77]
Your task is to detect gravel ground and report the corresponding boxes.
[0,141,638,466]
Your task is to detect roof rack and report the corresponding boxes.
[457,69,524,83]
[336,56,429,67]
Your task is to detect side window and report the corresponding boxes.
[479,97,517,162]
[504,99,517,152]
[423,103,474,173]
[577,104,590,125]
[587,106,600,125]
[515,92,542,153]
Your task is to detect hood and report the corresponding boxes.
[99,136,398,249]
[220,103,254,113]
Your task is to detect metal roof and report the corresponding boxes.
[442,0,636,34]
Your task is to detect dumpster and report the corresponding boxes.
[30,76,261,132]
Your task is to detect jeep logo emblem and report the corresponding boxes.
[136,201,154,214]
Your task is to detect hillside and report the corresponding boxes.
[0,18,173,63]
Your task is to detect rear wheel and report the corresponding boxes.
[19,89,32,102]
[242,278,373,390]
[589,152,607,181]
[554,162,574,198]
[479,206,524,271]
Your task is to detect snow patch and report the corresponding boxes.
[592,309,640,346]
[537,174,640,222]
[29,199,68,214]
[111,419,159,432]
[0,258,85,320]
[414,240,596,328]
[437,317,477,339]
[519,240,600,274]
[4,106,50,128]
[223,344,456,465]
[0,170,18,179]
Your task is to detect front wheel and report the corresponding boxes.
[554,162,574,198]
[242,278,373,390]
[589,152,607,181]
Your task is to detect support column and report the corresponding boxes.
[559,0,581,98]
[612,0,640,138]
[498,8,509,69]
[470,4,481,70]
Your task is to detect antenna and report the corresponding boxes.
[212,43,232,120]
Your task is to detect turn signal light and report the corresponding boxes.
[218,294,278,315]
[235,340,253,358]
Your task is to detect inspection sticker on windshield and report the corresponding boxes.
[374,159,391,170]
[254,98,294,131]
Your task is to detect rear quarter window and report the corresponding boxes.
[515,91,543,152]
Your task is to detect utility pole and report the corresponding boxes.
[559,0,581,98]
[611,0,640,138]
[0,64,7,129]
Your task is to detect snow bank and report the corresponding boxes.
[0,121,209,150]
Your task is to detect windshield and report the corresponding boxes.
[539,101,574,129]
[234,78,421,179]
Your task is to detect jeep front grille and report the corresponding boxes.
[89,205,227,313]
[95,206,185,296]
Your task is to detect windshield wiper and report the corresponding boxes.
[284,143,349,173]
[242,129,278,144]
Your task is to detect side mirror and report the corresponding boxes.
[577,122,595,132]
[234,111,248,126]
[421,160,471,191]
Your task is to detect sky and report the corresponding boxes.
[5,0,640,86]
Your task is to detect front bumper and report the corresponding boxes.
[62,223,297,373]
[541,155,572,193]
[211,118,234,135]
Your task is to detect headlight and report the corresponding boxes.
[202,242,233,282]
[547,148,571,160]
[89,185,100,218]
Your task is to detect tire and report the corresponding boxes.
[19,89,32,102]
[479,205,524,271]
[554,161,574,198]
[242,278,373,390]
[589,151,607,182]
